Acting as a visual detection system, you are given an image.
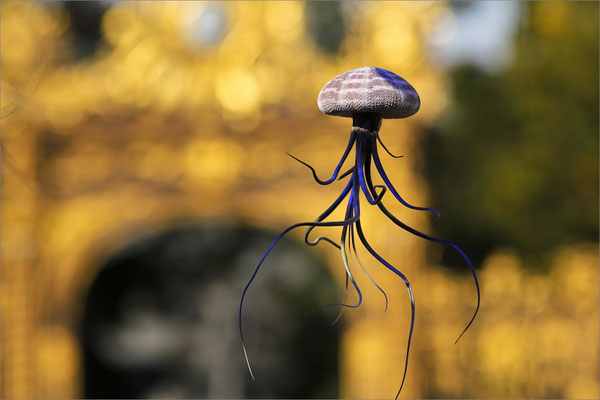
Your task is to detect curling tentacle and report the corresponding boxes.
[371,136,441,217]
[349,215,389,312]
[339,191,363,309]
[305,178,353,248]
[337,166,355,181]
[330,273,349,325]
[364,156,479,344]
[377,133,404,159]
[239,212,361,379]
[354,219,414,400]
[356,136,386,205]
[311,189,365,312]
[287,130,356,185]
[374,200,479,344]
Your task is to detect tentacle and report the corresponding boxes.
[314,191,364,312]
[306,235,340,249]
[339,190,363,309]
[349,217,389,312]
[304,177,361,323]
[330,273,349,325]
[354,219,414,400]
[371,136,441,217]
[364,157,480,344]
[374,200,479,344]
[356,136,386,205]
[305,178,353,249]
[286,130,356,185]
[314,170,367,319]
[306,268,361,315]
[377,133,404,159]
[239,212,361,379]
[323,216,362,324]
[337,166,355,181]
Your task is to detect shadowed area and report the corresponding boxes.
[81,222,341,399]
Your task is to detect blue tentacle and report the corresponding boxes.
[349,213,389,312]
[305,178,353,248]
[337,166,355,181]
[239,210,361,379]
[371,137,441,217]
[338,190,363,309]
[356,136,386,205]
[374,200,480,345]
[287,130,356,185]
[364,151,479,344]
[377,133,404,159]
[354,219,415,400]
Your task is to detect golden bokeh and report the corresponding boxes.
[1,1,597,399]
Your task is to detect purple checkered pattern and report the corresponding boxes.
[317,67,420,119]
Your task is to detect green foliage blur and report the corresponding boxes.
[425,2,599,270]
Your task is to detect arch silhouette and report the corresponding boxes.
[80,221,342,398]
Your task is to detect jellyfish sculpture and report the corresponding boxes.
[239,66,480,398]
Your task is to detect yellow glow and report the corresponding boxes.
[565,376,600,399]
[552,244,599,312]
[1,2,597,400]
[216,68,261,115]
[102,6,141,47]
[264,1,304,41]
[372,7,417,67]
[34,326,79,391]
[479,322,526,377]
[185,139,244,185]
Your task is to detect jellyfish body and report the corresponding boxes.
[239,67,480,398]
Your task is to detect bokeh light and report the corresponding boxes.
[1,1,597,399]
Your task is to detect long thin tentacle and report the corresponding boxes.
[377,133,404,159]
[337,166,355,181]
[349,216,389,312]
[305,270,355,318]
[330,273,349,325]
[374,200,479,344]
[286,130,356,185]
[305,178,353,249]
[311,189,366,314]
[313,170,369,320]
[371,137,441,217]
[339,190,363,309]
[239,212,361,379]
[354,219,414,400]
[365,151,480,344]
[356,136,386,205]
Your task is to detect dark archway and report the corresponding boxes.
[81,222,342,398]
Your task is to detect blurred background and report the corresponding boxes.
[1,1,597,398]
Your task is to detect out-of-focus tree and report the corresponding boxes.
[304,1,346,54]
[425,2,599,270]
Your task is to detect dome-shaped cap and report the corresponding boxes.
[317,66,420,119]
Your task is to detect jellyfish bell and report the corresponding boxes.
[318,67,424,163]
[318,66,421,120]
[240,66,480,399]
